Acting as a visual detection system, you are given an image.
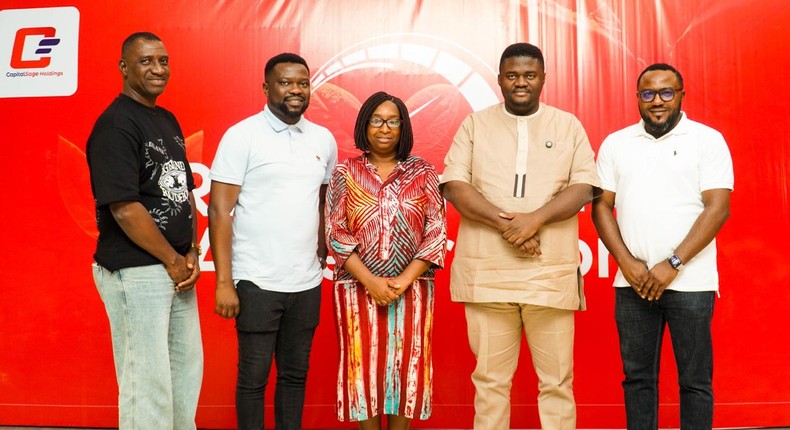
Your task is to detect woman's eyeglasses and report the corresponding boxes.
[368,117,402,128]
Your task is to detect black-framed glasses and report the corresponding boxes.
[638,87,683,103]
[368,117,402,128]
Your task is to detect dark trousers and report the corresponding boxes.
[235,281,321,430]
[615,287,715,430]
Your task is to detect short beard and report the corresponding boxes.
[641,103,682,137]
[274,98,308,119]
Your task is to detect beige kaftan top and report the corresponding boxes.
[441,103,600,310]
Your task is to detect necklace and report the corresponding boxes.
[366,154,398,169]
[366,155,398,180]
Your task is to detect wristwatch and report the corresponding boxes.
[668,254,684,271]
[191,242,202,256]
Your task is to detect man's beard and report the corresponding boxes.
[641,102,682,137]
[275,97,308,119]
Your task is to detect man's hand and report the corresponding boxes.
[643,260,678,301]
[165,255,193,290]
[619,257,650,297]
[499,212,542,256]
[109,200,199,290]
[174,249,201,292]
[215,280,240,319]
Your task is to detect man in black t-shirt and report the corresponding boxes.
[87,32,203,429]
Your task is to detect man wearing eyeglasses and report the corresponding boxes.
[208,52,338,429]
[592,63,733,428]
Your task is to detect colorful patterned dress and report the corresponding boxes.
[325,154,446,421]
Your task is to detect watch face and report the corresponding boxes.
[669,255,682,269]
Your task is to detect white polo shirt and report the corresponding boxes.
[597,113,733,292]
[210,105,337,292]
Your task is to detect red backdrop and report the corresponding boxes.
[1,0,788,428]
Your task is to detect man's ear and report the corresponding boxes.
[119,59,127,77]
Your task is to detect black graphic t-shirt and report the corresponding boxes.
[87,94,195,271]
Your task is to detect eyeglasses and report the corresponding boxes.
[638,87,683,103]
[368,117,402,129]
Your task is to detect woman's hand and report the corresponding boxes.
[364,276,398,306]
[387,276,412,297]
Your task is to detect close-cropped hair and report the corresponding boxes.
[637,63,684,89]
[354,91,414,161]
[264,53,309,80]
[499,42,545,70]
[121,32,161,58]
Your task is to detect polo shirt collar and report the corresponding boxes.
[262,104,306,133]
[635,111,689,140]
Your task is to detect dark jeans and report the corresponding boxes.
[235,281,321,430]
[615,287,715,430]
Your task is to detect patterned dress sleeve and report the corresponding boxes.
[413,162,446,269]
[325,162,360,271]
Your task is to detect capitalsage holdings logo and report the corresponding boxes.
[0,7,79,98]
[11,27,61,69]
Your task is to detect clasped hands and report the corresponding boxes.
[166,250,201,293]
[498,212,542,257]
[366,276,410,307]
[620,257,679,301]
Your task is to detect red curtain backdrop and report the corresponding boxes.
[1,0,788,428]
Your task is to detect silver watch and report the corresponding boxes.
[668,254,685,271]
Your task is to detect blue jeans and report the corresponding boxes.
[615,287,715,430]
[235,281,321,430]
[93,263,203,430]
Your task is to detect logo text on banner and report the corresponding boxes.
[0,7,79,98]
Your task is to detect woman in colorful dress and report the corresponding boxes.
[325,91,446,430]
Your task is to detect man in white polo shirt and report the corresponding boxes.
[208,52,337,430]
[592,63,733,429]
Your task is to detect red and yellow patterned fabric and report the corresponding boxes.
[325,154,446,421]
